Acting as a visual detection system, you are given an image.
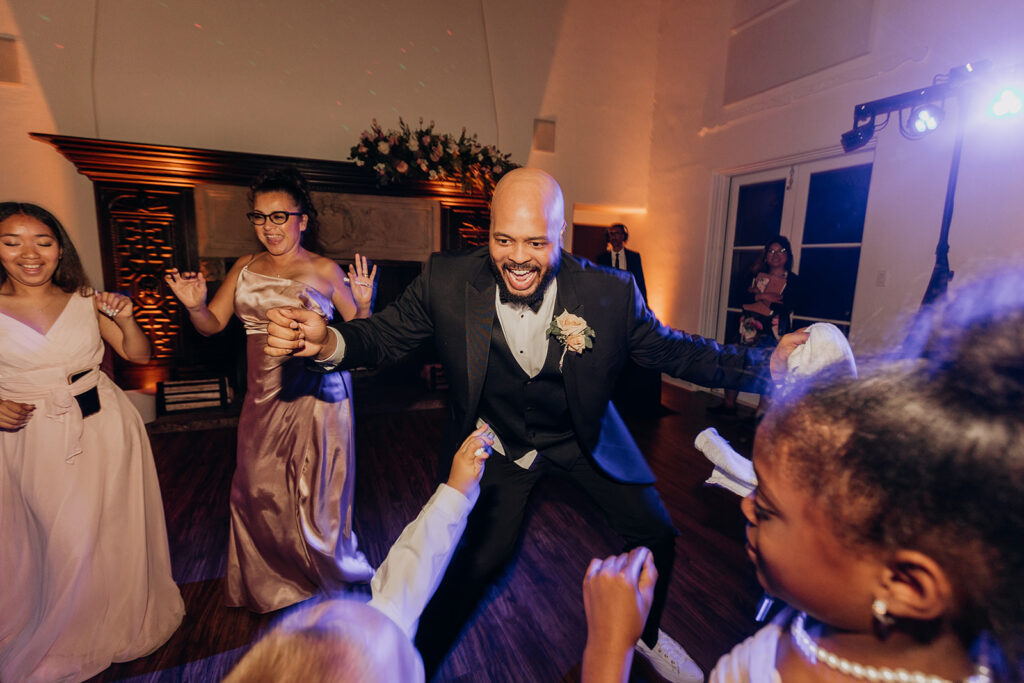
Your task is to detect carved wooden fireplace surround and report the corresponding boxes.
[32,133,492,390]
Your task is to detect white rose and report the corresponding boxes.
[378,141,391,154]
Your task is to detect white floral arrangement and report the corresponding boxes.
[349,117,517,196]
[547,310,595,369]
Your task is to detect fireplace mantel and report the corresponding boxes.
[32,133,491,388]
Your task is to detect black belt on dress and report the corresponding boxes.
[69,369,101,418]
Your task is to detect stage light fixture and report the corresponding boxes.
[837,62,1001,306]
[909,104,944,135]
[841,118,876,152]
[991,88,1022,117]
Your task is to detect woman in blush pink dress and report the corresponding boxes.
[165,167,377,612]
[0,202,183,683]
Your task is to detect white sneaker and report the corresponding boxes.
[634,630,704,683]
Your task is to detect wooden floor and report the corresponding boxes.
[87,383,765,683]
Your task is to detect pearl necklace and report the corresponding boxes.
[790,612,992,683]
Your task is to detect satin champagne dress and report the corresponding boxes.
[226,265,373,612]
[0,293,183,683]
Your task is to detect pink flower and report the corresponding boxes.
[395,160,409,174]
[554,311,588,336]
[421,135,432,145]
[547,309,595,368]
[357,145,368,154]
[565,332,586,353]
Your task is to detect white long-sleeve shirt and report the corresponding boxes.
[367,483,478,639]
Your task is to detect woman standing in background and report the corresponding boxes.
[709,235,801,418]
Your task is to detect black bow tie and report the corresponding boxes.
[498,289,545,313]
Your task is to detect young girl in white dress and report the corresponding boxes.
[583,272,1024,682]
[0,202,183,682]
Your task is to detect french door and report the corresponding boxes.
[715,151,873,344]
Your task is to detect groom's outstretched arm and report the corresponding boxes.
[265,257,437,367]
[332,262,435,370]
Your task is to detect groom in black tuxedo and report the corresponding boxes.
[265,168,799,682]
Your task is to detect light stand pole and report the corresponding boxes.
[920,92,968,306]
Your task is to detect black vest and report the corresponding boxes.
[477,315,579,464]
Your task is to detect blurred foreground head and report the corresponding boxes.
[223,599,424,683]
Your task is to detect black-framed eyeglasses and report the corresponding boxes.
[246,211,303,226]
[767,247,788,255]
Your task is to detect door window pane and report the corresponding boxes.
[798,247,861,321]
[726,250,763,309]
[803,164,872,244]
[734,180,785,247]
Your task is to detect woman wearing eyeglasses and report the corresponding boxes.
[165,167,377,612]
[708,235,801,419]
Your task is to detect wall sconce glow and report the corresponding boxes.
[991,88,1023,117]
[912,106,942,133]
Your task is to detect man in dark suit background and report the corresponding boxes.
[597,222,661,415]
[597,222,647,303]
[264,169,802,683]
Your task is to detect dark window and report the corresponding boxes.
[798,247,861,321]
[734,180,785,247]
[803,164,871,244]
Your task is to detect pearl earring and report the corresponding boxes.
[871,598,895,639]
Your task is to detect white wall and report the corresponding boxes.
[0,0,102,285]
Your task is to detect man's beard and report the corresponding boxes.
[489,257,559,309]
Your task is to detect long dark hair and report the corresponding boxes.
[751,235,793,274]
[0,202,92,294]
[249,167,321,254]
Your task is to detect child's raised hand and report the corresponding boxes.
[164,269,208,311]
[582,547,658,659]
[446,423,493,497]
[94,291,134,321]
[0,399,35,431]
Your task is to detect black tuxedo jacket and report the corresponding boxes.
[597,248,646,303]
[333,248,767,484]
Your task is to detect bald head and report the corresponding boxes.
[488,168,565,306]
[490,167,565,235]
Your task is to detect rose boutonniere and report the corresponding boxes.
[547,309,595,369]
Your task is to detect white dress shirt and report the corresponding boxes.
[610,248,628,270]
[475,280,559,470]
[368,483,478,640]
